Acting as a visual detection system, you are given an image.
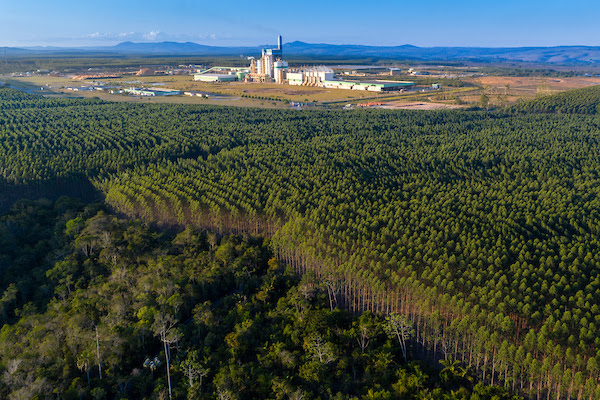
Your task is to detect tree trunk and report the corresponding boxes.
[163,335,173,400]
[95,325,102,380]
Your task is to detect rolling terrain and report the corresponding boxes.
[4,41,600,65]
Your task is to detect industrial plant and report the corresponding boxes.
[193,35,414,92]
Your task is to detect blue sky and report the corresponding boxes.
[1,0,599,48]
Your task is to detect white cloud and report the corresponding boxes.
[87,32,137,40]
[47,31,224,46]
[85,31,164,42]
[143,31,161,40]
[83,31,215,43]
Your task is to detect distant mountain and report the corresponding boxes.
[4,41,600,65]
[0,47,31,55]
[284,42,600,64]
[112,41,233,54]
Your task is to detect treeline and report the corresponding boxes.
[0,55,246,74]
[506,85,600,114]
[480,67,581,78]
[0,200,521,400]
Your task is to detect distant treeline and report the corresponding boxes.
[480,66,588,78]
[0,55,248,74]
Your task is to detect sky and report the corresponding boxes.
[1,0,599,48]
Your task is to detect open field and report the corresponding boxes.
[5,73,600,109]
[450,75,600,108]
[159,77,380,102]
[0,75,482,108]
[470,76,600,98]
[92,75,383,103]
[3,75,388,107]
[2,76,288,108]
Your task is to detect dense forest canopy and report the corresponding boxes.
[0,199,523,399]
[1,86,600,398]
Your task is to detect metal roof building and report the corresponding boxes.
[322,80,414,92]
[194,74,238,82]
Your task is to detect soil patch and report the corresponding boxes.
[383,102,464,110]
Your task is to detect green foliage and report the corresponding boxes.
[2,85,600,398]
[506,85,600,114]
[0,208,516,399]
[480,66,581,78]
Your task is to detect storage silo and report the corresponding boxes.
[274,60,288,84]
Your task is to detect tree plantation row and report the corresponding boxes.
[1,86,600,397]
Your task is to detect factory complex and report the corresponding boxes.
[193,36,414,92]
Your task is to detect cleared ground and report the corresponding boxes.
[4,75,387,107]
[472,76,600,93]
[5,74,600,109]
[382,101,464,110]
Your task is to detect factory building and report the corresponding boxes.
[287,72,304,85]
[194,73,238,82]
[322,80,414,92]
[124,88,181,96]
[247,35,287,83]
[287,67,334,86]
[274,60,288,84]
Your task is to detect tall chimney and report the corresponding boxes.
[278,35,282,50]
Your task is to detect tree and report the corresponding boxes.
[180,349,210,396]
[440,356,473,387]
[77,350,94,388]
[479,93,490,109]
[384,313,413,363]
[352,310,379,353]
[0,283,18,321]
[304,334,336,364]
[152,313,181,400]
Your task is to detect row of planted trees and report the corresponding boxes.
[271,220,600,400]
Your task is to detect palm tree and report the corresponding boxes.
[440,356,473,386]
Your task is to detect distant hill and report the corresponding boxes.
[111,41,247,54]
[0,47,31,55]
[284,42,600,64]
[5,41,600,65]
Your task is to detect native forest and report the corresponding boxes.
[1,85,600,400]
